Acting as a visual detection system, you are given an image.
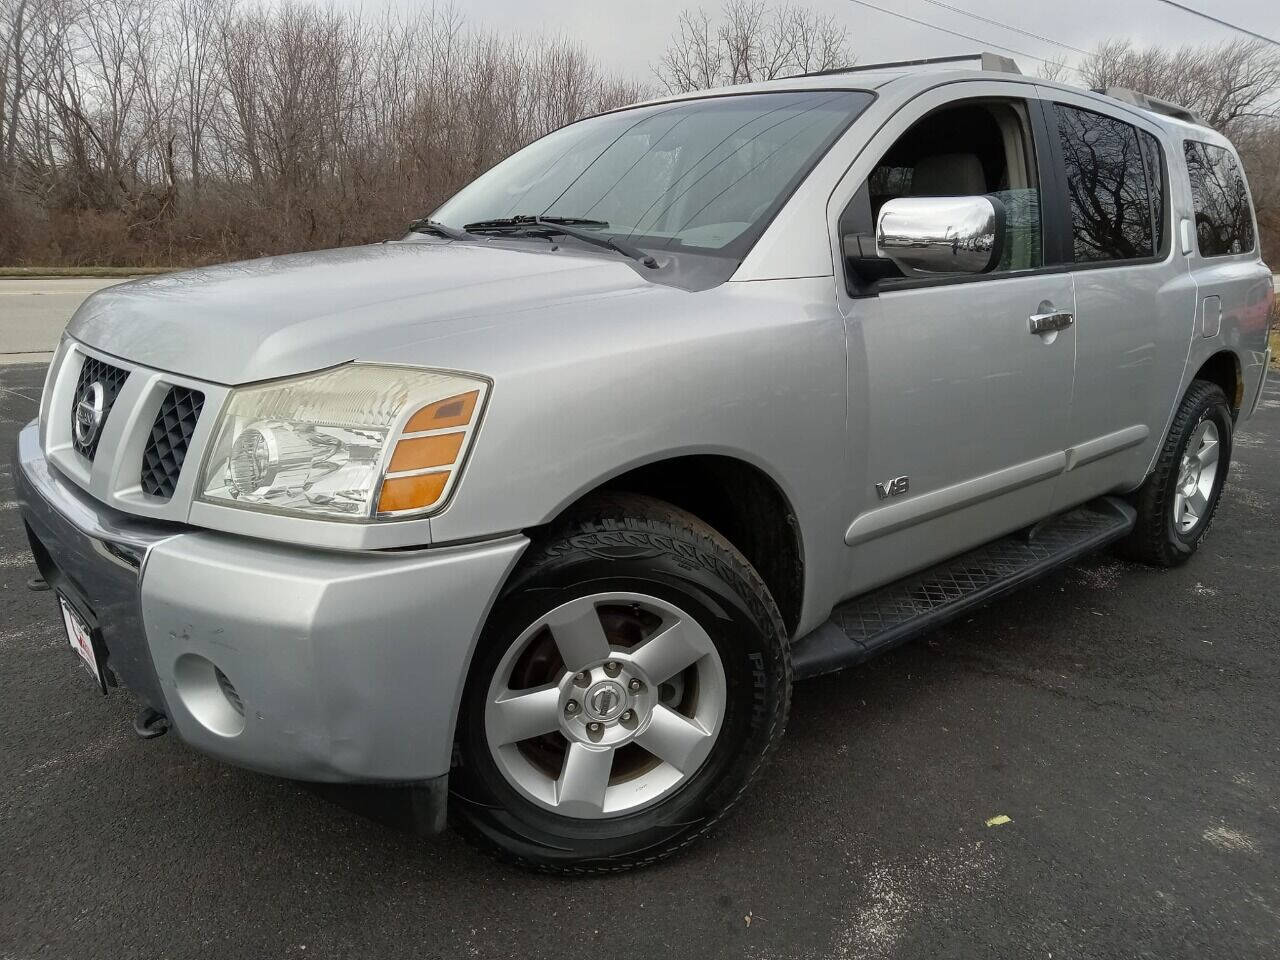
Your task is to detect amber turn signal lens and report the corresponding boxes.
[378,472,448,513]
[388,432,464,472]
[405,390,479,432]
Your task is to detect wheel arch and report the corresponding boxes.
[1193,349,1244,416]
[528,453,807,639]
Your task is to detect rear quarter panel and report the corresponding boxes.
[1166,126,1272,432]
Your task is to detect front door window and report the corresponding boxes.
[841,98,1043,292]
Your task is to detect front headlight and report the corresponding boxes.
[198,364,488,521]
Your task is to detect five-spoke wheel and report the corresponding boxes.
[1172,419,1220,533]
[485,592,726,818]
[450,494,790,873]
[1121,379,1232,567]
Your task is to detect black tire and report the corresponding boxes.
[1119,379,1233,567]
[449,493,791,873]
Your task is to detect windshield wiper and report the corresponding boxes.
[465,215,610,231]
[463,215,659,269]
[407,218,476,241]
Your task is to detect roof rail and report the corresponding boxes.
[1094,87,1206,126]
[801,52,1022,78]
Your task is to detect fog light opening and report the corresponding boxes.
[215,666,244,717]
[173,653,246,737]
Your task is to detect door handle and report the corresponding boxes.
[1029,311,1074,335]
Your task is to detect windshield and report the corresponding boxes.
[432,90,874,260]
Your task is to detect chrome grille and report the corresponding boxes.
[70,356,129,460]
[139,386,205,499]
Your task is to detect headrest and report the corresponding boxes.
[910,153,987,197]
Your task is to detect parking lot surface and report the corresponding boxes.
[2,357,1278,958]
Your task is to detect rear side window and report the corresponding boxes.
[1055,105,1155,263]
[1184,141,1255,257]
[1138,131,1166,254]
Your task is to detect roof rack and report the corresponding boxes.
[801,52,1022,78]
[1093,87,1205,126]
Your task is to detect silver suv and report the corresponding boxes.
[16,55,1274,872]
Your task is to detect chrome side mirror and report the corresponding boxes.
[875,195,1005,276]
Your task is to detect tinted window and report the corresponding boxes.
[1139,131,1166,253]
[1055,105,1154,262]
[433,90,873,260]
[1184,141,1255,257]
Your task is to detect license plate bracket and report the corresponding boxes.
[59,594,108,695]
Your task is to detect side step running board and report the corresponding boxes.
[791,496,1136,680]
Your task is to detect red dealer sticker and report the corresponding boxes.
[59,596,105,693]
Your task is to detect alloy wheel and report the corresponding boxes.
[1172,419,1220,534]
[484,592,726,819]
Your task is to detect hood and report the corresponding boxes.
[68,240,655,384]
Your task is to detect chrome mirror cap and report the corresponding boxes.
[875,195,1005,276]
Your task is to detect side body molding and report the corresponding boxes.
[1063,425,1150,471]
[844,425,1150,547]
[845,452,1066,547]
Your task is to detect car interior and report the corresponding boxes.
[841,98,1043,292]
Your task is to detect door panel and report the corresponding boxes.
[827,81,1080,598]
[843,272,1077,595]
[1036,89,1199,508]
[1053,261,1195,508]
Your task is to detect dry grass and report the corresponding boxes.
[1270,295,1280,367]
[0,266,176,278]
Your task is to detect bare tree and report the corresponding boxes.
[1076,37,1280,262]
[1036,54,1070,84]
[656,1,853,94]
[657,8,721,94]
[6,3,1274,270]
[2,0,60,182]
[0,0,29,178]
[1081,38,1280,132]
[1233,119,1280,261]
[0,0,652,265]
[168,0,226,201]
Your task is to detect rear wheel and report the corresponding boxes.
[1120,379,1233,566]
[449,494,790,873]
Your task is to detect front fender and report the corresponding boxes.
[425,277,851,633]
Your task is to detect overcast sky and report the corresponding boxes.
[353,0,1279,82]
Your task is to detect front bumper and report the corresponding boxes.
[16,420,526,789]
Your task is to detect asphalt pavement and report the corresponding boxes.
[1,304,1279,958]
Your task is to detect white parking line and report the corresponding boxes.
[0,383,41,403]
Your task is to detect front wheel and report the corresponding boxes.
[449,494,791,873]
[1120,379,1233,566]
